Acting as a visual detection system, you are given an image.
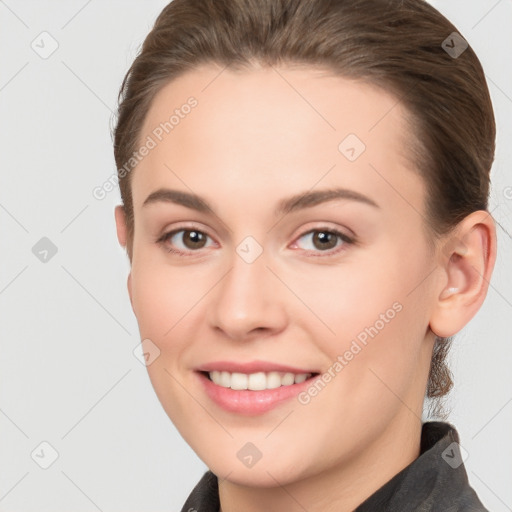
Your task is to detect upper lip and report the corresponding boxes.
[196,360,318,374]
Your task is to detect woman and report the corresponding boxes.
[112,0,496,510]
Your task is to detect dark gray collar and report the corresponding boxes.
[180,422,488,512]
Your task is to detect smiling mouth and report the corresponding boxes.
[200,370,320,391]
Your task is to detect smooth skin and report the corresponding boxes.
[114,63,496,512]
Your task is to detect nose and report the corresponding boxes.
[207,246,288,341]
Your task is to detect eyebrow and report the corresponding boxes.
[142,187,380,216]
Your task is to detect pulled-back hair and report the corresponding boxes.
[113,0,496,414]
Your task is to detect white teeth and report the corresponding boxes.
[230,372,248,390]
[248,372,267,390]
[294,373,308,384]
[267,371,282,389]
[219,371,231,387]
[208,370,312,390]
[282,373,295,385]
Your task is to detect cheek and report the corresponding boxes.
[128,263,202,418]
[130,251,203,329]
[289,257,408,345]
[129,262,193,362]
[302,244,432,378]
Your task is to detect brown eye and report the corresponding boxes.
[159,228,214,255]
[312,231,338,250]
[181,230,208,249]
[294,228,354,255]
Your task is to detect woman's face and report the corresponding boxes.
[119,64,440,486]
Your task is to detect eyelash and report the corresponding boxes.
[156,225,356,258]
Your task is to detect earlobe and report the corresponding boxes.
[114,205,128,247]
[429,211,497,338]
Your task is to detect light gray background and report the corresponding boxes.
[0,1,511,511]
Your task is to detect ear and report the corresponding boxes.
[114,205,127,248]
[114,205,134,309]
[429,210,497,338]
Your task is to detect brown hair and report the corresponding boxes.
[113,0,496,415]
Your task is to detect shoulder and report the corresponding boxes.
[180,470,219,512]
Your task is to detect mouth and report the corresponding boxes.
[200,370,319,390]
[195,363,321,415]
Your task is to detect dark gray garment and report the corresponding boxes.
[180,422,489,512]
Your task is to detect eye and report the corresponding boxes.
[291,228,354,256]
[156,226,354,258]
[157,228,215,256]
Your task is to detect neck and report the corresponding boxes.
[218,414,422,512]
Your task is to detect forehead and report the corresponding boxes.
[140,63,411,151]
[132,63,422,215]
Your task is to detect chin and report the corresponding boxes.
[212,463,303,487]
[198,442,317,488]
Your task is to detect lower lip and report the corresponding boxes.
[196,371,318,415]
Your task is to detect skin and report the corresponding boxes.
[114,63,496,512]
